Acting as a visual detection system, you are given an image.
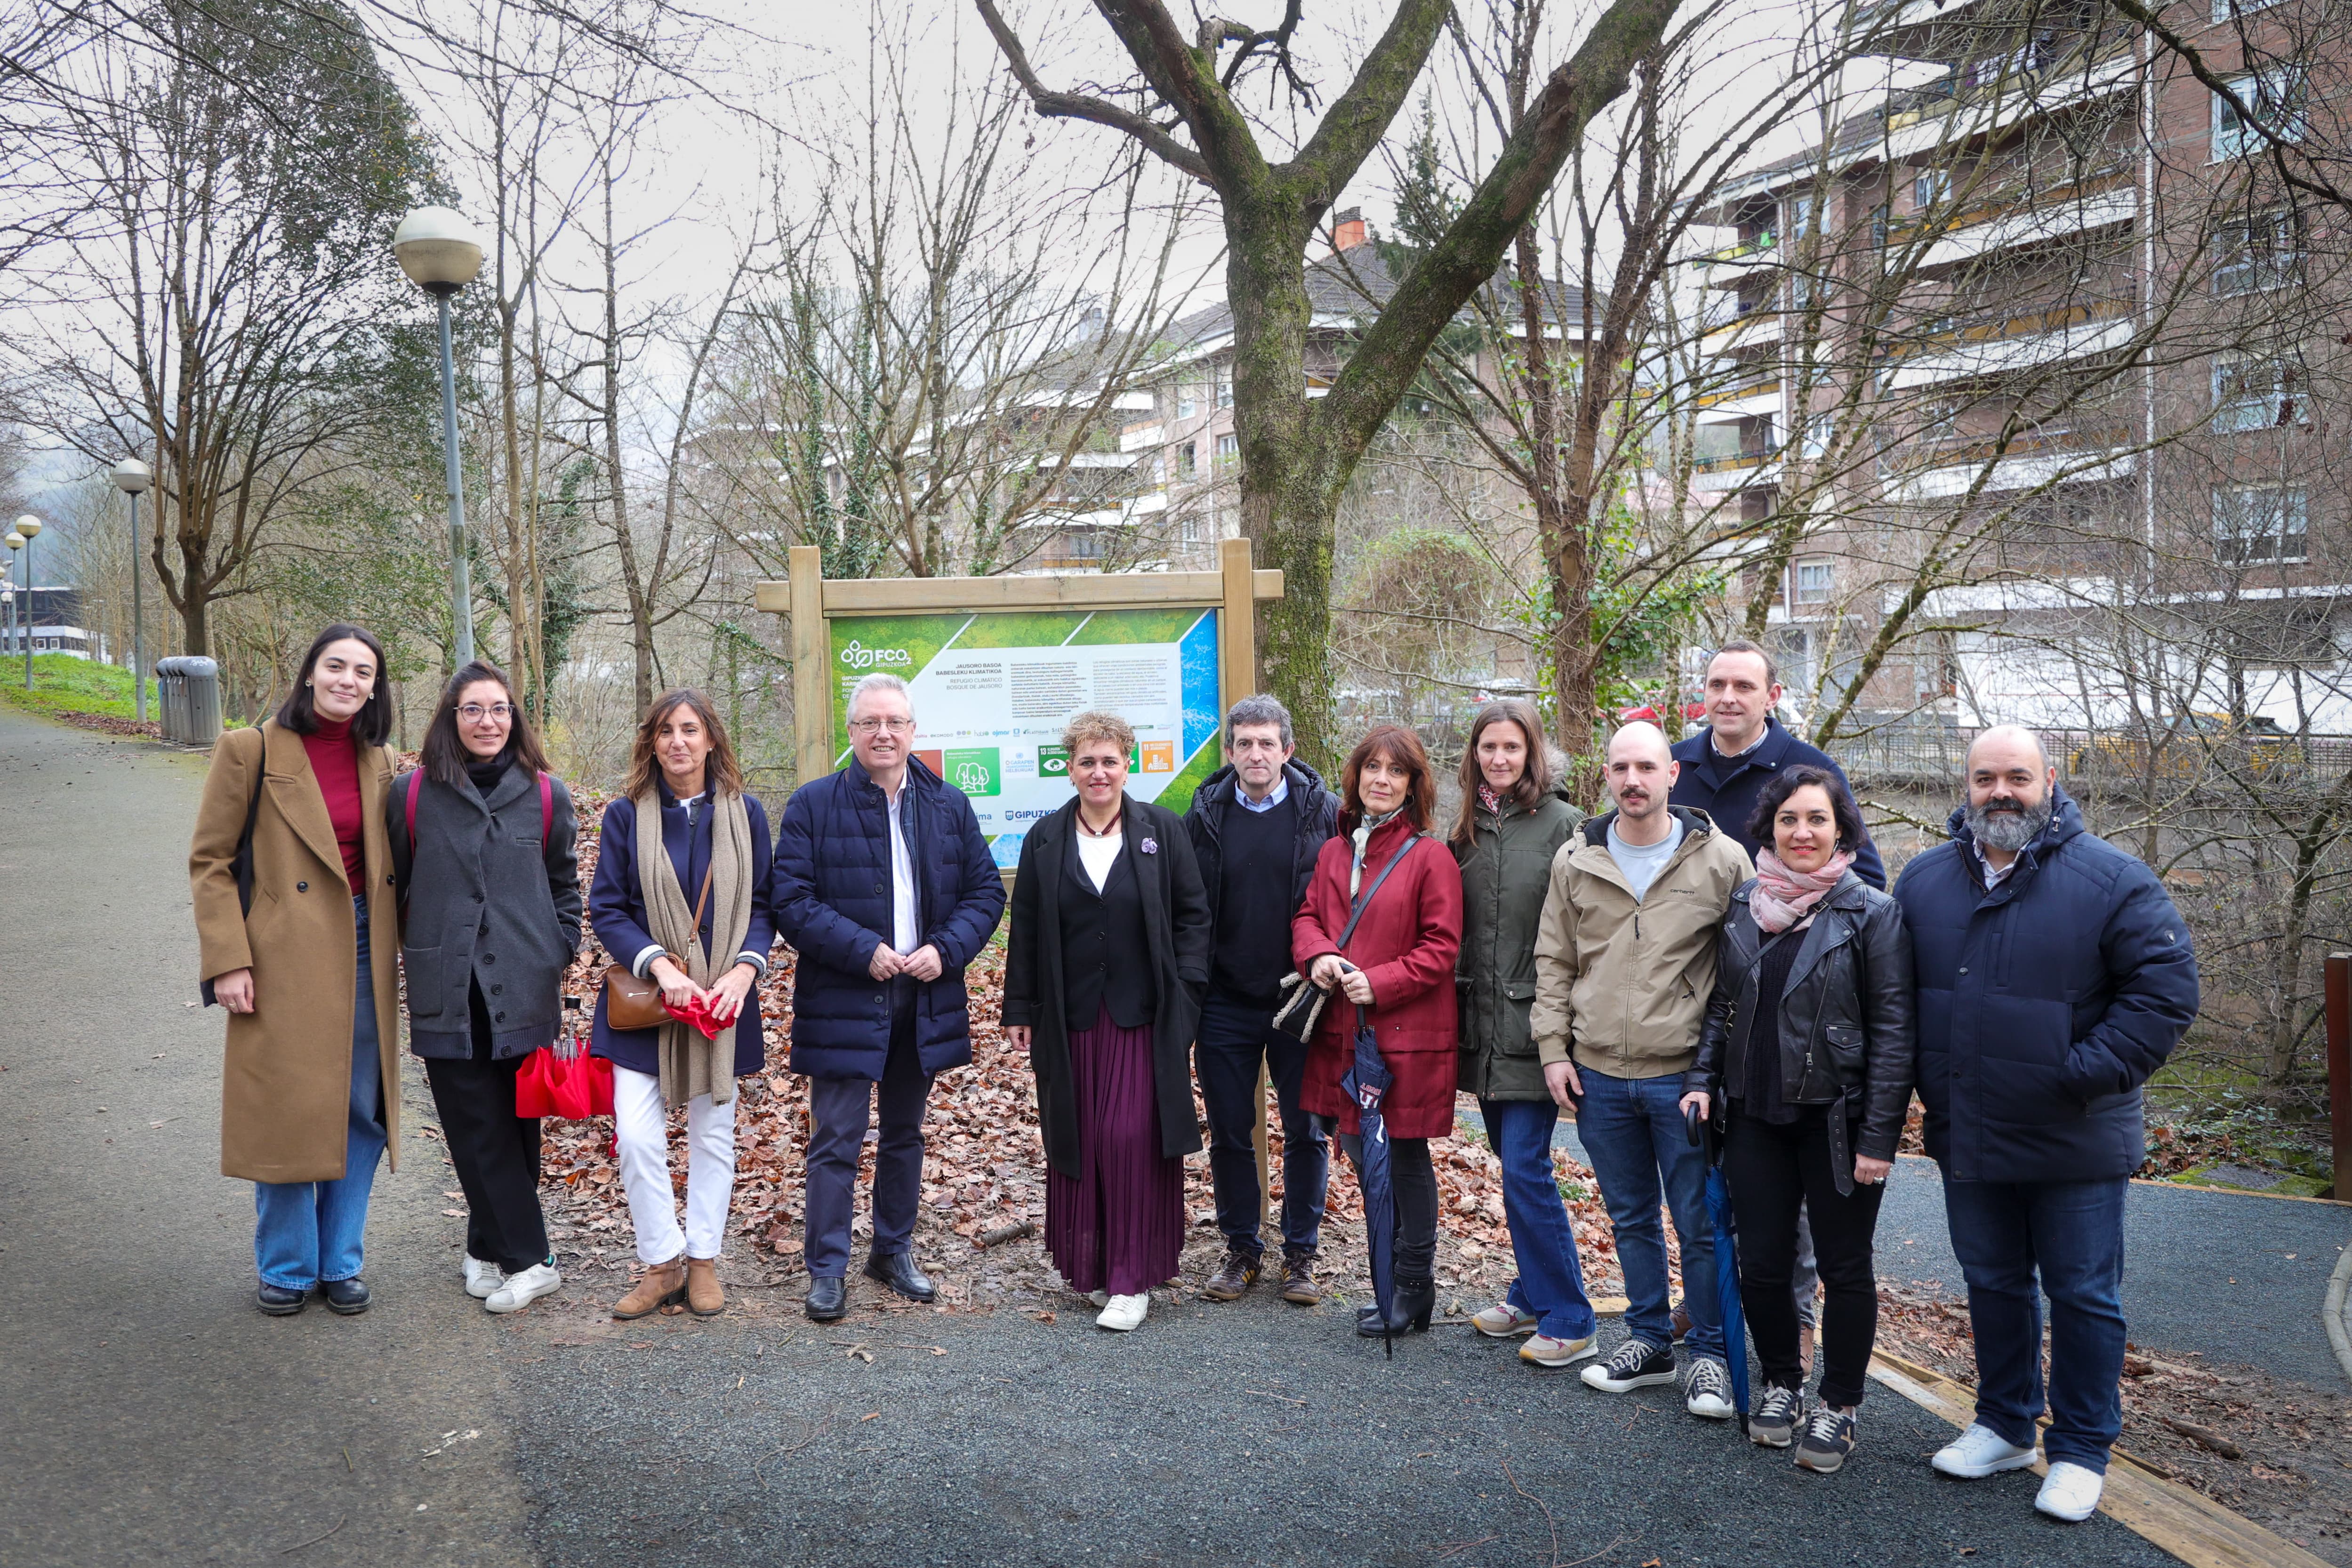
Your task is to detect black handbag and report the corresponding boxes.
[1270,831,1429,1044]
[200,755,265,1008]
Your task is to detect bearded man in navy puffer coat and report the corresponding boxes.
[773,672,1006,1323]
[1893,725,2198,1524]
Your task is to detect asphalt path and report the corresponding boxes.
[0,707,2203,1566]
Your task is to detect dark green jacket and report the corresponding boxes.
[1454,788,1584,1100]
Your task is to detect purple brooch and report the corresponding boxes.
[1140,836,1159,855]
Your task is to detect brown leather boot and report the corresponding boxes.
[685,1256,725,1317]
[613,1255,686,1320]
[1280,1247,1322,1306]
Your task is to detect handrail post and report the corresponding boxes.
[2328,953,2351,1200]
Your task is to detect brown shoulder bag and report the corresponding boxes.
[602,860,715,1030]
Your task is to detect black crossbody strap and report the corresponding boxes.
[1335,831,1428,954]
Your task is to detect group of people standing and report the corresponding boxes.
[191,624,2198,1526]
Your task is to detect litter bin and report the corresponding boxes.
[155,655,222,748]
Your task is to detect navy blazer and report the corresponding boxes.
[1894,786,2199,1183]
[586,781,777,1078]
[771,756,1006,1081]
[1671,716,1886,889]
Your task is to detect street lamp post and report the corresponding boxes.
[9,517,37,687]
[392,206,486,667]
[110,458,153,721]
[0,561,12,670]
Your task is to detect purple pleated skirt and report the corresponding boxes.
[1045,1005,1184,1297]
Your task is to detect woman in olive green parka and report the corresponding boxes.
[1452,699,1598,1364]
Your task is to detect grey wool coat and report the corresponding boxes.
[1455,787,1584,1101]
[386,764,583,1060]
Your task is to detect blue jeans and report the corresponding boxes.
[1574,1067,1724,1361]
[1196,992,1328,1257]
[1942,1172,2128,1472]
[1480,1098,1596,1342]
[254,897,387,1288]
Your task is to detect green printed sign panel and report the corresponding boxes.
[829,607,1224,868]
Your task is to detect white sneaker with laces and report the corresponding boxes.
[1932,1423,2039,1478]
[1684,1356,1736,1419]
[1473,1303,1540,1338]
[463,1254,502,1300]
[484,1262,562,1314]
[2035,1461,2104,1521]
[1095,1293,1149,1332]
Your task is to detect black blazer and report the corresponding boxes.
[1003,795,1211,1177]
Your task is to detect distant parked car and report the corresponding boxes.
[2070,712,2292,782]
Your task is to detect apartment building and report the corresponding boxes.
[1694,0,2349,736]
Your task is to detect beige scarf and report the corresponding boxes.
[636,788,754,1108]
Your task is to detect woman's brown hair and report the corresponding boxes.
[1338,724,1436,836]
[420,660,552,788]
[1449,699,1552,845]
[624,688,744,801]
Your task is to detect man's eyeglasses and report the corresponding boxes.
[459,703,515,722]
[849,716,914,734]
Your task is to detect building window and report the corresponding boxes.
[1064,528,1103,562]
[2214,484,2309,564]
[1912,168,1950,212]
[1794,559,1835,604]
[1180,514,1202,546]
[1216,365,1233,408]
[1178,443,1197,481]
[2211,353,2308,432]
[2214,0,2284,20]
[2213,68,2305,161]
[2214,205,2302,296]
[1176,387,1196,419]
[1216,432,1238,468]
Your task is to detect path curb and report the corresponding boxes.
[2327,1245,2352,1389]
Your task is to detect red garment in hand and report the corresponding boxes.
[663,992,729,1040]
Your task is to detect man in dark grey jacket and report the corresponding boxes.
[1181,695,1339,1305]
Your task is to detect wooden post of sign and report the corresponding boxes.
[787,544,832,792]
[1218,537,1278,1240]
[2328,953,2351,1199]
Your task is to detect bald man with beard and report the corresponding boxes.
[1531,723,1754,1420]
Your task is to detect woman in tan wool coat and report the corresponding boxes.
[190,623,403,1317]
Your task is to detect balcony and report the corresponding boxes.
[1693,445,1784,493]
[1696,387,1782,427]
[1915,170,2138,268]
[1883,298,2137,389]
[1878,49,2140,160]
[1886,423,2137,500]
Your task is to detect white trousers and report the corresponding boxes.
[613,1065,737,1265]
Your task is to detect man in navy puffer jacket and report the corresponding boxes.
[773,673,1006,1321]
[1894,725,2198,1523]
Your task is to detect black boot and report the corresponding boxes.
[1355,1276,1435,1337]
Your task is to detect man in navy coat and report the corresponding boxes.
[1894,725,2198,1522]
[773,672,1006,1322]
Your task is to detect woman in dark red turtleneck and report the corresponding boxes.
[189,623,401,1318]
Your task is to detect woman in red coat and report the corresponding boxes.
[1293,724,1464,1338]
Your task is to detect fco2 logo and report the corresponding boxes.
[837,640,912,669]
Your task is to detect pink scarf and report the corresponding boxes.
[1750,848,1855,934]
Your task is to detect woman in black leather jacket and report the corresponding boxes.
[1682,764,1914,1474]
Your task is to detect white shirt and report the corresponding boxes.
[884,778,919,951]
[1076,828,1123,893]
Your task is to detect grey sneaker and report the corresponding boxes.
[1795,1405,1856,1473]
[1749,1383,1803,1447]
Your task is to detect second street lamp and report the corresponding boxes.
[111,458,153,722]
[12,515,39,687]
[392,205,486,666]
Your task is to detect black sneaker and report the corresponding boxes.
[1749,1383,1803,1447]
[1795,1405,1856,1473]
[1579,1337,1678,1392]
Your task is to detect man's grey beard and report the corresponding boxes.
[1965,794,2052,852]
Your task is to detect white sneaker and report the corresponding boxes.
[1520,1332,1597,1368]
[484,1262,562,1314]
[463,1254,502,1300]
[2035,1461,2104,1521]
[1473,1303,1540,1338]
[1095,1292,1148,1331]
[1684,1356,1736,1419]
[1932,1422,2039,1479]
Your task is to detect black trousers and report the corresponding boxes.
[1339,1133,1437,1280]
[1722,1106,1885,1409]
[423,984,548,1273]
[1195,991,1328,1257]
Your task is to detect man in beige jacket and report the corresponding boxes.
[1533,722,1752,1418]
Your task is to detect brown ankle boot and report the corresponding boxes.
[613,1255,686,1320]
[685,1256,725,1317]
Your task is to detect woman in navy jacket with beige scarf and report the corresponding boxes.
[588,690,776,1319]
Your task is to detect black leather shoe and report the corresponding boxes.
[806,1275,848,1321]
[864,1251,936,1303]
[1355,1278,1435,1338]
[257,1283,307,1316]
[321,1278,370,1315]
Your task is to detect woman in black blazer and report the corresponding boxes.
[1003,710,1209,1334]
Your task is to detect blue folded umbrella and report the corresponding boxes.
[1688,1105,1749,1431]
[1340,1004,1398,1358]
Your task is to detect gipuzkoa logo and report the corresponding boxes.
[837,639,912,669]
